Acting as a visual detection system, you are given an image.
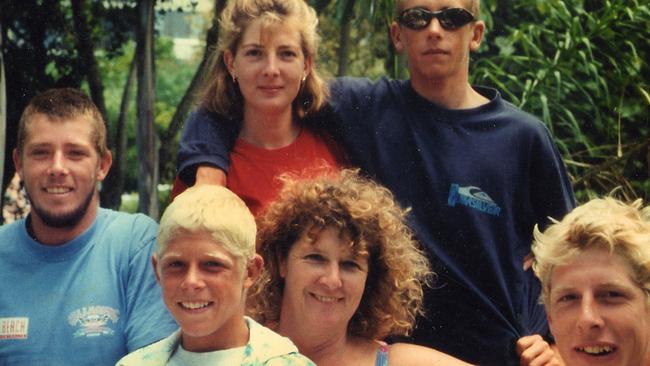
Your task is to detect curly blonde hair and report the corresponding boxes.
[248,169,432,340]
[532,197,650,306]
[198,0,327,121]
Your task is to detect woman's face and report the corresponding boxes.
[225,17,311,117]
[279,226,369,333]
[547,247,650,366]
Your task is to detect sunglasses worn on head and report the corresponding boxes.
[397,7,475,30]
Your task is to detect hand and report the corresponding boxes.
[195,165,227,186]
[516,334,563,366]
[523,252,534,271]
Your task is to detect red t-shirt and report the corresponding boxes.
[171,128,345,216]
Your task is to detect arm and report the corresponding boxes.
[176,108,239,186]
[388,343,475,366]
[516,335,564,366]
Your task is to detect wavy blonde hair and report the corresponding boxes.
[532,197,650,306]
[248,169,432,339]
[198,0,327,121]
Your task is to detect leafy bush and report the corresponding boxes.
[473,0,650,201]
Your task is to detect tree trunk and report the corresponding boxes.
[158,0,226,180]
[135,0,159,218]
[336,0,356,76]
[70,0,108,121]
[101,56,136,210]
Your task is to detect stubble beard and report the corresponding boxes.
[27,187,96,228]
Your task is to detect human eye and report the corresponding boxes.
[279,49,298,59]
[28,148,50,159]
[68,149,89,159]
[244,48,262,57]
[554,292,578,304]
[203,260,226,271]
[163,260,185,272]
[598,290,626,303]
[341,260,363,271]
[304,253,326,262]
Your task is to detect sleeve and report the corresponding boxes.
[529,125,576,229]
[177,108,240,185]
[123,218,177,352]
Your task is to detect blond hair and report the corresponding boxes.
[248,169,432,339]
[198,0,327,121]
[532,197,650,306]
[157,185,257,269]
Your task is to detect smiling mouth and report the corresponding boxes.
[576,345,615,356]
[311,293,340,303]
[179,301,213,310]
[45,187,72,194]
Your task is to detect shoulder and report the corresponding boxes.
[116,330,180,366]
[329,77,409,103]
[0,219,24,237]
[96,209,158,253]
[387,343,474,366]
[478,86,549,132]
[245,317,313,365]
[0,220,26,255]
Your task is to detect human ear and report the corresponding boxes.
[390,21,406,52]
[12,149,23,180]
[244,254,264,288]
[303,55,313,79]
[151,255,161,284]
[469,20,485,51]
[224,50,236,79]
[96,150,112,181]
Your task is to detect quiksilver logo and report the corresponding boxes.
[447,184,501,216]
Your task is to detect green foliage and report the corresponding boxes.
[96,36,200,191]
[316,1,391,78]
[472,0,650,202]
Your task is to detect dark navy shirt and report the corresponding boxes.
[177,78,576,366]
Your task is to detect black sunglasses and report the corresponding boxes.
[397,7,475,30]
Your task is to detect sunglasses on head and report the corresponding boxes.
[397,7,475,30]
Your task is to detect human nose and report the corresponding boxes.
[48,151,69,176]
[180,265,205,291]
[262,54,279,77]
[577,296,605,331]
[425,16,444,37]
[318,263,343,289]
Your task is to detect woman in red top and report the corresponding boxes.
[172,0,344,216]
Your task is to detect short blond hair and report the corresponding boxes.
[198,0,327,120]
[532,197,650,306]
[157,185,257,268]
[248,169,432,339]
[396,0,480,18]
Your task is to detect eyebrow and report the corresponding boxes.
[552,281,634,294]
[161,252,233,263]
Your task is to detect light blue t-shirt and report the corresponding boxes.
[0,209,177,365]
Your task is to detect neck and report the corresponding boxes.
[410,74,489,110]
[239,106,299,149]
[182,314,250,352]
[29,198,99,246]
[277,315,349,365]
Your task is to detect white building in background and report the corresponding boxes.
[157,0,214,60]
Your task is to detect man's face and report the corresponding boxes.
[547,247,650,366]
[391,0,484,83]
[13,113,111,228]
